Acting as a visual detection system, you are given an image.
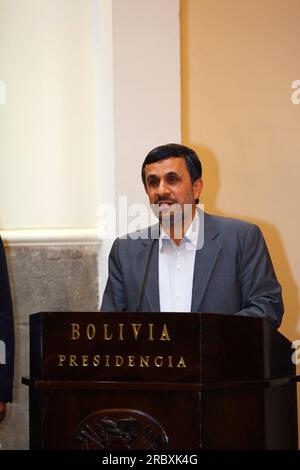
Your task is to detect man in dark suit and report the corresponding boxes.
[101,143,283,328]
[0,237,14,423]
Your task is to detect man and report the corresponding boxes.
[101,143,283,328]
[0,237,14,423]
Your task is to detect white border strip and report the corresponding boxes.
[0,228,102,245]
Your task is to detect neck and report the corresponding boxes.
[161,205,197,246]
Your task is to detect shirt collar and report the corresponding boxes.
[184,209,199,247]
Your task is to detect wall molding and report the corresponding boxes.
[0,228,102,246]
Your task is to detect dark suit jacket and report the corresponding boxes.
[0,238,14,402]
[101,212,284,328]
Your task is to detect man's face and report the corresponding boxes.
[144,157,203,225]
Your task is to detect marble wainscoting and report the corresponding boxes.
[0,241,100,449]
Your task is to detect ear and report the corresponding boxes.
[192,178,203,201]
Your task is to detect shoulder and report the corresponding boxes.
[110,224,158,253]
[120,224,159,241]
[203,212,263,243]
[205,212,259,231]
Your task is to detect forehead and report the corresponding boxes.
[144,157,188,178]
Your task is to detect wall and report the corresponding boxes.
[0,0,181,449]
[0,0,181,286]
[0,0,181,236]
[0,0,98,230]
[113,0,181,213]
[181,0,300,444]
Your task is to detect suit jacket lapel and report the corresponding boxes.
[144,239,160,311]
[138,226,160,312]
[191,213,221,312]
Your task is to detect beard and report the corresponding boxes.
[151,201,194,238]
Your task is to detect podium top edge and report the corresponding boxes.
[29,311,267,325]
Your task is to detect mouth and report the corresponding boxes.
[157,202,175,212]
[157,200,177,206]
[151,200,179,217]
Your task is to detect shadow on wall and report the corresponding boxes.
[191,142,300,340]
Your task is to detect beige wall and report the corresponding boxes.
[0,0,98,230]
[0,0,180,238]
[181,0,300,443]
[113,0,181,212]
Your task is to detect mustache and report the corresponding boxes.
[155,197,178,204]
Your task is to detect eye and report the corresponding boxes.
[166,173,179,184]
[147,176,159,188]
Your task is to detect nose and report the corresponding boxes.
[157,178,170,196]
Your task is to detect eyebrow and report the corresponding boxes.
[146,171,180,181]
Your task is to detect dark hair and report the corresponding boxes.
[141,143,202,187]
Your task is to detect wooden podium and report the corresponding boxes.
[23,312,298,450]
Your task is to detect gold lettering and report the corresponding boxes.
[128,355,135,367]
[82,355,89,366]
[118,324,124,341]
[69,355,79,366]
[93,355,100,366]
[57,354,187,369]
[103,324,113,341]
[154,356,163,367]
[139,355,150,367]
[148,323,154,341]
[115,355,124,367]
[131,324,142,340]
[86,324,96,340]
[177,356,187,368]
[160,324,170,341]
[71,323,80,340]
[58,354,66,366]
